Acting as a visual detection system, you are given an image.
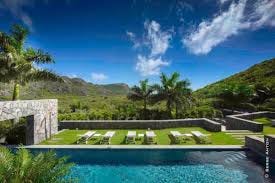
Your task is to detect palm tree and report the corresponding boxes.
[153,72,193,118]
[127,79,154,119]
[252,84,275,110]
[0,24,62,100]
[0,146,74,183]
[215,82,254,112]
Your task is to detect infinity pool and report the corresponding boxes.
[30,149,273,183]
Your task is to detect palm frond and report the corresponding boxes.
[10,24,29,52]
[25,69,63,83]
[24,48,54,64]
[0,146,74,183]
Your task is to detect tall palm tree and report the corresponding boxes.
[0,24,62,100]
[127,79,154,119]
[153,72,192,118]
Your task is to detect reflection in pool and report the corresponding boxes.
[29,149,274,183]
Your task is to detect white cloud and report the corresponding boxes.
[219,0,231,4]
[183,0,248,55]
[67,74,78,78]
[135,55,169,76]
[250,0,275,28]
[145,20,172,56]
[0,0,33,30]
[91,73,108,83]
[126,31,140,49]
[183,0,275,55]
[127,20,172,76]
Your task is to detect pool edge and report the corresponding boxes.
[14,145,246,150]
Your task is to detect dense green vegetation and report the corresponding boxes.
[0,146,74,182]
[0,24,61,101]
[196,58,275,112]
[41,128,242,145]
[254,117,275,135]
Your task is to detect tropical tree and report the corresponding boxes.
[215,82,254,112]
[0,146,74,183]
[0,24,61,100]
[153,72,193,118]
[127,79,154,119]
[252,84,275,109]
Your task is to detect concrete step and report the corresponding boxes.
[226,133,262,135]
[224,130,251,133]
[231,134,263,137]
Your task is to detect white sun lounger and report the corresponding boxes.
[170,131,182,137]
[170,131,182,144]
[101,131,116,144]
[146,131,156,144]
[126,131,136,144]
[191,131,211,144]
[77,131,96,144]
[191,131,207,137]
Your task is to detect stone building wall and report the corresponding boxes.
[59,118,222,132]
[0,100,58,145]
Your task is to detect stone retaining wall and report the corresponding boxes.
[225,111,275,132]
[0,100,58,145]
[59,118,221,132]
[266,135,275,160]
[245,135,275,161]
[245,136,265,155]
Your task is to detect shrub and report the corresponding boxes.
[0,146,74,182]
[184,106,223,119]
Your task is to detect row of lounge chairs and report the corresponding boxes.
[170,131,211,144]
[77,131,115,144]
[76,130,211,145]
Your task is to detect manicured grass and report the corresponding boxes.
[263,126,275,135]
[254,117,275,135]
[40,127,242,145]
[254,117,271,125]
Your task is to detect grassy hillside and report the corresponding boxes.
[195,58,275,111]
[196,58,275,97]
[0,76,130,113]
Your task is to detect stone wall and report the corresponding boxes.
[245,136,265,155]
[245,135,275,161]
[59,118,221,132]
[225,111,275,132]
[0,100,58,145]
[266,135,275,160]
[226,116,263,132]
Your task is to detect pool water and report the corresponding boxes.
[31,149,273,183]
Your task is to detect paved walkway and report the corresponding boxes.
[224,130,264,142]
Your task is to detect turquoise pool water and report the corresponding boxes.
[30,149,273,183]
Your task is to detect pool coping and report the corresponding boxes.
[19,145,246,150]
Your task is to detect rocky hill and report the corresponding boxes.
[0,76,130,100]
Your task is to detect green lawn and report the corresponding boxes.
[40,127,242,145]
[254,117,275,135]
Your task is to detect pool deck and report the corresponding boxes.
[21,145,246,150]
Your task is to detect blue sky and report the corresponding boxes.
[0,0,275,89]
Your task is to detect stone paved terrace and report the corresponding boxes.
[0,100,58,145]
